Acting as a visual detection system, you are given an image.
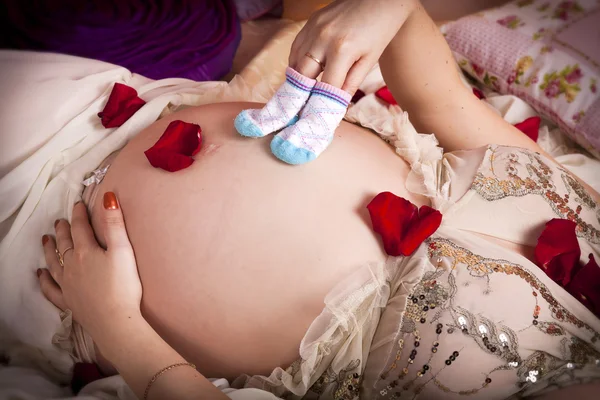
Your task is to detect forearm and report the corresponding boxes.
[94,312,227,400]
[379,2,541,153]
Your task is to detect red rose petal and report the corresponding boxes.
[367,192,417,256]
[367,192,442,256]
[97,83,146,128]
[403,205,444,256]
[565,254,600,317]
[534,218,581,286]
[472,87,486,99]
[144,120,202,172]
[375,86,398,106]
[351,89,366,104]
[71,362,104,394]
[514,116,541,142]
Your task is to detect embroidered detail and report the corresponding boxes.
[310,359,361,400]
[570,336,600,365]
[372,233,600,399]
[564,174,597,210]
[471,146,600,244]
[428,238,600,340]
[82,165,110,186]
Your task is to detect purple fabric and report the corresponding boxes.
[0,0,241,81]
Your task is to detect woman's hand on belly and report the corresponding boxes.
[38,193,229,400]
[39,194,141,338]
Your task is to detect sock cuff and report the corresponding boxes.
[286,67,316,92]
[313,81,352,107]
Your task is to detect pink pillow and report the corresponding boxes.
[443,0,600,157]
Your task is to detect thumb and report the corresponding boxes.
[101,192,131,250]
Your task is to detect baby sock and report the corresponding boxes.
[271,81,351,165]
[234,67,316,138]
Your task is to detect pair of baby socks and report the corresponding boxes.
[234,67,351,165]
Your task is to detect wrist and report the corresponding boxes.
[92,310,147,361]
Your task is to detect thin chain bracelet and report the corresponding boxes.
[143,362,197,400]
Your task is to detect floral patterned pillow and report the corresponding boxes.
[442,0,600,158]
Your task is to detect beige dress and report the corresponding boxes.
[235,144,600,399]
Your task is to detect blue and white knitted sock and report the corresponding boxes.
[234,67,316,138]
[270,81,352,164]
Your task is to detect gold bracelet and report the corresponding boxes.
[143,362,197,400]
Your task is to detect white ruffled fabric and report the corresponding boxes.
[345,95,452,212]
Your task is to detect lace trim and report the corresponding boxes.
[345,96,452,211]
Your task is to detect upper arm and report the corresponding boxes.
[379,4,544,154]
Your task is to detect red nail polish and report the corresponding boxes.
[103,192,119,210]
[42,235,49,246]
[36,269,42,277]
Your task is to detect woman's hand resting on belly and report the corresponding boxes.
[38,193,230,400]
[39,194,141,337]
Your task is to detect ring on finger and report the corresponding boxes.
[55,246,74,267]
[304,52,325,69]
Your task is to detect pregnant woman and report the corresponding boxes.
[37,0,600,399]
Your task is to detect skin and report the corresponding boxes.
[38,1,600,398]
[89,102,422,378]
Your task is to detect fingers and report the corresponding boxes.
[289,28,307,69]
[320,50,355,90]
[290,23,325,79]
[295,56,325,80]
[342,57,375,95]
[294,45,326,80]
[71,202,98,251]
[54,218,75,271]
[100,192,131,250]
[38,269,67,311]
[42,234,63,285]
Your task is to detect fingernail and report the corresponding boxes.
[103,192,119,210]
[54,219,60,228]
[36,269,42,277]
[42,235,49,246]
[75,200,82,205]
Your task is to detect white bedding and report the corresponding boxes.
[0,51,598,400]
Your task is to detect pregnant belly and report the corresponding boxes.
[90,102,424,378]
